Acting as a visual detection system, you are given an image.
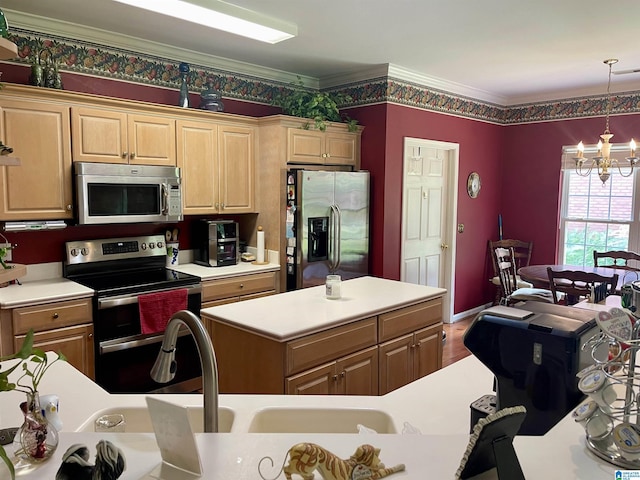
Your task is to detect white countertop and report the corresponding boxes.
[0,278,94,308]
[169,261,280,281]
[201,276,447,341]
[0,262,280,309]
[0,352,619,479]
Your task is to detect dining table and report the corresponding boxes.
[517,264,638,293]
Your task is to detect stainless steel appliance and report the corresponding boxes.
[74,162,183,225]
[193,220,239,267]
[63,234,202,394]
[286,169,370,290]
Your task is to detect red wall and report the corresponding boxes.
[501,114,640,266]
[349,103,505,314]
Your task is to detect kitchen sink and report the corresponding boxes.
[76,405,235,433]
[247,407,397,433]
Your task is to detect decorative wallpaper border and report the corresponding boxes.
[7,29,640,125]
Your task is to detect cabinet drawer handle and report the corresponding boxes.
[332,375,338,381]
[122,151,128,158]
[340,371,345,378]
[130,152,136,159]
[52,312,59,319]
[239,284,244,289]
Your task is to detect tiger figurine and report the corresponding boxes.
[258,442,406,480]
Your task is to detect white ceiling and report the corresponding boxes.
[3,0,640,106]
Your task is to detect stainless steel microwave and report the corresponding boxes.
[74,162,183,225]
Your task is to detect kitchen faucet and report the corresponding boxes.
[150,310,219,433]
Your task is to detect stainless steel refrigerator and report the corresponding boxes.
[285,169,370,290]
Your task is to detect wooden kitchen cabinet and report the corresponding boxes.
[200,271,278,309]
[71,106,176,166]
[286,346,378,395]
[287,128,358,166]
[218,124,255,213]
[378,323,442,395]
[207,295,442,395]
[4,297,95,379]
[177,120,255,215]
[0,99,73,221]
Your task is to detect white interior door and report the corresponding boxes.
[401,138,458,323]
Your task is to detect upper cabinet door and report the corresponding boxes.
[0,99,73,220]
[218,124,255,213]
[177,119,219,215]
[325,132,357,165]
[71,107,128,164]
[128,114,176,166]
[287,129,324,164]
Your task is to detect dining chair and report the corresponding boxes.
[593,250,640,271]
[488,239,534,304]
[494,247,554,305]
[546,267,619,305]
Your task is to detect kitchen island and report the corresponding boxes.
[0,349,619,479]
[200,276,447,395]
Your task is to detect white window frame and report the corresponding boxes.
[558,143,640,267]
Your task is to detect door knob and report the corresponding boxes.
[440,243,449,250]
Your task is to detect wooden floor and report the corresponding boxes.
[442,315,474,368]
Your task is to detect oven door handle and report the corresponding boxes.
[97,284,202,309]
[99,328,190,355]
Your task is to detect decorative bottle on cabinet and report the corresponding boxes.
[178,62,190,108]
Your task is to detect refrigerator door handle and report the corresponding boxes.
[330,203,342,271]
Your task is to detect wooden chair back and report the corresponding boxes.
[593,250,640,271]
[546,267,618,305]
[489,239,533,277]
[494,247,519,300]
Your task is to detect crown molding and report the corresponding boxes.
[5,9,317,87]
[320,63,507,106]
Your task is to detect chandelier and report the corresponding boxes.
[573,59,638,184]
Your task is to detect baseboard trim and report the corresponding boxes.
[450,302,493,323]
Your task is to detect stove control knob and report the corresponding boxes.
[141,243,147,250]
[149,242,156,249]
[157,241,164,249]
[80,248,89,256]
[70,248,78,257]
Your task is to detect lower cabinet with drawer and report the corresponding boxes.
[201,271,278,308]
[1,298,95,379]
[208,296,442,395]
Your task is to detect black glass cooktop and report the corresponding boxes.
[69,268,200,296]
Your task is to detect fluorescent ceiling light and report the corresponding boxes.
[112,0,297,44]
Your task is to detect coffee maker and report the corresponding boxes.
[193,220,239,267]
[463,302,601,435]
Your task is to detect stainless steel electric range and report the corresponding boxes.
[63,234,203,394]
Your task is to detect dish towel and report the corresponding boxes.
[139,288,188,335]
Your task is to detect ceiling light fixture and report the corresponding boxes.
[112,0,297,44]
[573,59,638,185]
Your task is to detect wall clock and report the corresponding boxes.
[467,172,481,198]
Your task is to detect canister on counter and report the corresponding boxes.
[325,274,342,299]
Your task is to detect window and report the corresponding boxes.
[559,145,640,267]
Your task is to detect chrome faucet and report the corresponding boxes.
[150,310,219,433]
